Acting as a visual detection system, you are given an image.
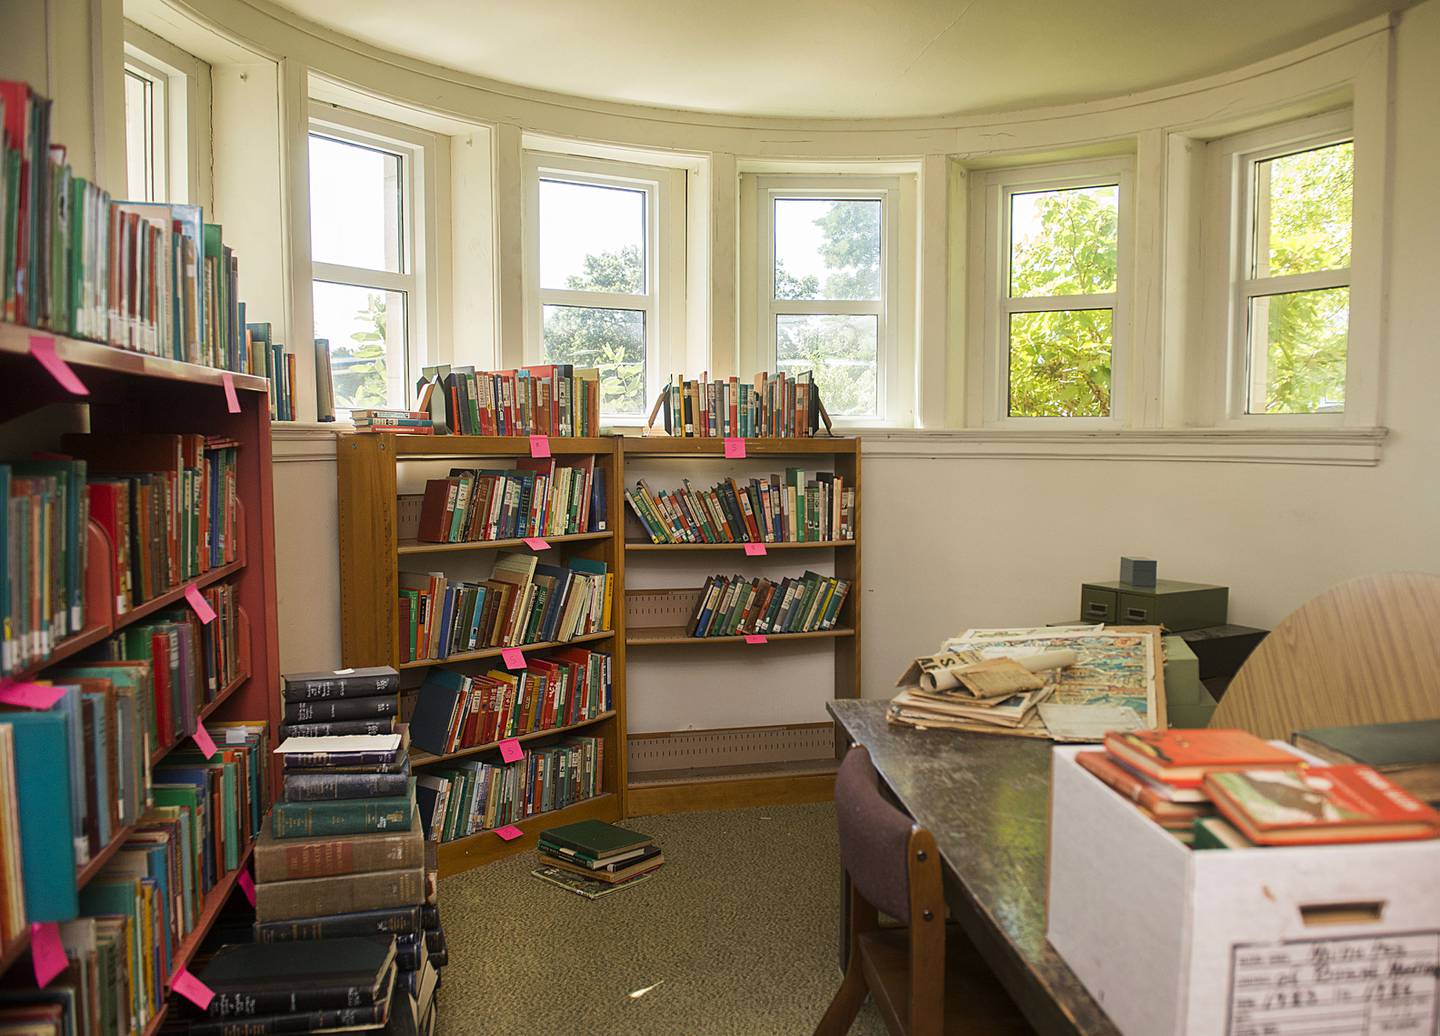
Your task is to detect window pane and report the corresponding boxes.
[776,314,878,418]
[1254,141,1352,279]
[312,281,408,412]
[1009,185,1118,298]
[1007,309,1113,417]
[539,180,645,294]
[542,305,645,418]
[1246,287,1347,415]
[123,70,155,202]
[309,134,404,273]
[773,198,881,301]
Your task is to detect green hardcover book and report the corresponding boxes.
[271,779,415,839]
[1192,816,1253,850]
[7,709,78,921]
[537,819,652,860]
[1292,719,1440,802]
[203,224,224,367]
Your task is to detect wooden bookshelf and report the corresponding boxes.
[620,436,860,812]
[336,434,628,875]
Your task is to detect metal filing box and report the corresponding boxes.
[1080,579,1227,631]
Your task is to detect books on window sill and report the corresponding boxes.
[415,736,603,844]
[397,553,612,664]
[654,370,825,438]
[244,322,296,422]
[416,363,601,437]
[407,647,613,757]
[353,409,435,434]
[416,456,606,543]
[684,570,850,638]
[626,469,853,545]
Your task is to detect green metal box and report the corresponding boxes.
[1079,579,1228,632]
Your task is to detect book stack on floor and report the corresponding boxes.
[280,665,400,740]
[531,820,663,899]
[685,570,850,637]
[625,468,853,545]
[1079,728,1440,849]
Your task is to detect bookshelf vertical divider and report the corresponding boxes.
[336,434,628,877]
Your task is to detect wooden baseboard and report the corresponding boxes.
[625,772,836,816]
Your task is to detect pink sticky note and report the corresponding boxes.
[494,825,523,841]
[743,542,767,556]
[31,922,66,987]
[501,648,526,670]
[172,967,215,1010]
[221,373,241,413]
[723,437,746,459]
[498,738,524,764]
[192,721,218,759]
[237,869,256,906]
[183,583,216,624]
[0,682,66,710]
[29,335,89,396]
[522,537,550,552]
[529,434,551,459]
[744,634,768,645]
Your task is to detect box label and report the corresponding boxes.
[1226,930,1440,1035]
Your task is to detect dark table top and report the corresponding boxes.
[828,699,1120,1036]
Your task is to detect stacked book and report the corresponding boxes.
[416,363,601,437]
[1079,728,1440,848]
[415,456,606,543]
[656,370,823,438]
[625,469,853,545]
[532,820,663,899]
[353,409,435,435]
[280,665,400,740]
[685,571,850,637]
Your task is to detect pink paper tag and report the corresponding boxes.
[498,738,524,764]
[522,537,550,552]
[172,967,215,1010]
[723,437,746,459]
[192,721,218,759]
[743,542,767,556]
[744,634,768,645]
[0,682,66,710]
[183,584,216,624]
[501,648,526,670]
[529,434,551,459]
[31,922,66,987]
[29,335,89,396]
[494,825,523,841]
[237,869,256,906]
[221,373,241,414]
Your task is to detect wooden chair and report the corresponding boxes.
[1212,572,1440,739]
[815,745,1030,1036]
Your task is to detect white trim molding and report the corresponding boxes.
[271,424,341,462]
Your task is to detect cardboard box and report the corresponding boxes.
[1046,746,1440,1035]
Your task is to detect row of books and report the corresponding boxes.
[626,469,853,545]
[685,570,851,637]
[246,322,297,423]
[418,363,602,437]
[658,370,823,438]
[0,459,88,674]
[2,79,261,375]
[408,647,614,757]
[398,553,612,663]
[416,736,603,844]
[416,455,606,543]
[1082,728,1440,848]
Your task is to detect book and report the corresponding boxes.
[1205,766,1440,845]
[254,866,427,923]
[656,370,825,438]
[271,780,415,838]
[189,973,393,1036]
[4,709,76,921]
[537,846,664,884]
[281,717,397,739]
[1192,816,1253,850]
[1075,751,1213,823]
[530,864,656,900]
[625,469,853,545]
[1104,728,1302,788]
[426,738,602,842]
[415,458,604,544]
[283,667,400,703]
[255,818,426,882]
[680,571,849,637]
[282,767,412,801]
[198,936,396,1018]
[424,366,599,437]
[253,905,422,943]
[1292,719,1440,803]
[283,694,399,725]
[0,724,23,952]
[538,819,652,860]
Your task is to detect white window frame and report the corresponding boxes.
[752,176,902,426]
[521,152,684,424]
[1209,110,1354,425]
[122,56,167,202]
[974,156,1135,427]
[122,22,212,209]
[308,103,439,412]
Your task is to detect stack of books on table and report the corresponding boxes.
[1080,728,1440,848]
[531,820,663,899]
[888,648,1059,732]
[280,665,401,739]
[352,409,436,435]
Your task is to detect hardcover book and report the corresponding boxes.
[254,866,426,923]
[1292,719,1440,803]
[1104,728,1301,788]
[270,780,415,838]
[253,905,422,943]
[198,936,396,1017]
[282,667,400,703]
[1205,765,1440,845]
[538,819,652,860]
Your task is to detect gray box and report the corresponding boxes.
[1120,556,1157,587]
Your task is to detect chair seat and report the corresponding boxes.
[858,927,1033,1035]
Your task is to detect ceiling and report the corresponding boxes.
[278,0,1411,119]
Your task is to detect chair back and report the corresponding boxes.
[834,744,915,923]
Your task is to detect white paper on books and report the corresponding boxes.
[273,733,402,755]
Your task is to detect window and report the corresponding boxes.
[308,112,425,414]
[1233,132,1353,416]
[524,153,682,421]
[123,58,167,201]
[755,179,899,422]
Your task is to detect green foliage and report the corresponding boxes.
[774,260,819,300]
[330,292,391,410]
[815,200,881,300]
[541,246,647,416]
[777,315,877,417]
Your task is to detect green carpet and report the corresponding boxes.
[436,802,886,1035]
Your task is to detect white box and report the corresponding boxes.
[1046,745,1440,1036]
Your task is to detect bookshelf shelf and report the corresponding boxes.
[398,530,611,556]
[625,539,855,552]
[116,556,247,627]
[76,820,142,889]
[397,630,614,671]
[434,792,618,877]
[385,434,617,458]
[627,627,856,646]
[408,710,617,767]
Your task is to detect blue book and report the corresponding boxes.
[7,710,78,920]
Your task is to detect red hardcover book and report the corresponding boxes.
[1077,751,1212,823]
[1206,765,1440,845]
[1104,728,1301,789]
[416,478,456,543]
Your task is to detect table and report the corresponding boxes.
[828,699,1120,1036]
